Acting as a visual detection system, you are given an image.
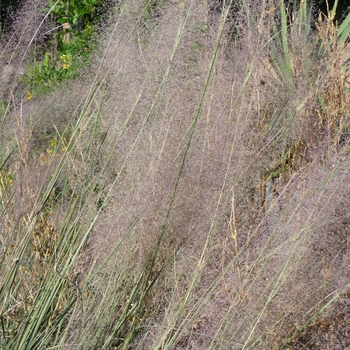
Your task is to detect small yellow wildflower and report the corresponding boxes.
[60,54,72,70]
[61,138,67,152]
[0,171,14,188]
[26,91,33,100]
[50,140,56,147]
[7,174,13,186]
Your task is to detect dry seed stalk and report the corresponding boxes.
[229,187,241,277]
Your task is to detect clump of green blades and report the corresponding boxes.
[269,0,350,90]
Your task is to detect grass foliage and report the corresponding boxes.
[0,0,350,348]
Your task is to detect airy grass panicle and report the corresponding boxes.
[0,0,349,349]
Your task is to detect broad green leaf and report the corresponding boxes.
[338,10,350,44]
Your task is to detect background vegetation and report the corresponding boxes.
[0,0,350,349]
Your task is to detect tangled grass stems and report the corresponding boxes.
[1,0,350,349]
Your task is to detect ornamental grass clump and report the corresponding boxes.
[0,0,349,349]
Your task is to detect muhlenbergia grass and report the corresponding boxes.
[0,0,350,349]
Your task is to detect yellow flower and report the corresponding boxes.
[60,54,72,69]
[26,91,32,100]
[50,140,56,147]
[0,171,14,187]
